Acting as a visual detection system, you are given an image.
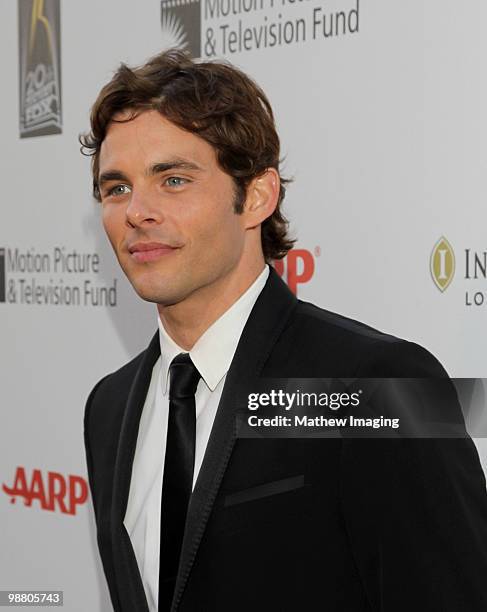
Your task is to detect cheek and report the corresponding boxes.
[195,212,244,262]
[102,206,124,245]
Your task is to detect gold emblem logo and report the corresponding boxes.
[19,0,62,137]
[430,237,455,292]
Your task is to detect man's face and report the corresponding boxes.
[98,110,248,307]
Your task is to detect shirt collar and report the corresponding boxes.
[158,265,269,395]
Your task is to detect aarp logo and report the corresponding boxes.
[273,247,318,295]
[3,466,88,516]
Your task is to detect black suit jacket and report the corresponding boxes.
[84,268,487,611]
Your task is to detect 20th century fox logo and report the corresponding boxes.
[18,0,62,138]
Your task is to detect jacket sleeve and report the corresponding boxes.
[83,375,122,612]
[340,340,487,611]
[83,375,110,518]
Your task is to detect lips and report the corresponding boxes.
[128,242,178,263]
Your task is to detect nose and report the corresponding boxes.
[125,186,163,228]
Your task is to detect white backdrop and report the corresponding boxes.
[1,1,486,610]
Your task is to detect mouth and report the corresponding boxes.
[128,241,179,263]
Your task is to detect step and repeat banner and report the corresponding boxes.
[1,0,486,609]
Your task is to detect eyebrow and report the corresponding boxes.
[98,158,204,189]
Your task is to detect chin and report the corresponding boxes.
[132,283,168,304]
[133,290,161,304]
[130,278,184,306]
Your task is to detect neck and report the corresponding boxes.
[157,260,266,351]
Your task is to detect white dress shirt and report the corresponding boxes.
[123,265,269,611]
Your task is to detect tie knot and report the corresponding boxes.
[169,353,201,399]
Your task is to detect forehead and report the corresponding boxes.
[98,109,217,173]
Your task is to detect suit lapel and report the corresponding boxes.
[110,331,161,612]
[172,269,298,610]
[108,269,297,611]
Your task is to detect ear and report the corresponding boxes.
[243,168,280,229]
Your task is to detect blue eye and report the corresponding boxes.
[107,184,131,196]
[166,177,187,187]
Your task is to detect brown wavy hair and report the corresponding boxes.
[79,49,294,262]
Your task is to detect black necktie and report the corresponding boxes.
[158,353,200,611]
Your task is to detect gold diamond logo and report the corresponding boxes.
[430,236,455,292]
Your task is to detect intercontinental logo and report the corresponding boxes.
[430,236,455,292]
[430,236,487,307]
[161,0,201,57]
[18,0,62,138]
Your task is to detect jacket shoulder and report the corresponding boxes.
[83,344,153,444]
[87,348,147,403]
[295,300,399,343]
[269,299,448,378]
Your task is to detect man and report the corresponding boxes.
[82,50,487,612]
